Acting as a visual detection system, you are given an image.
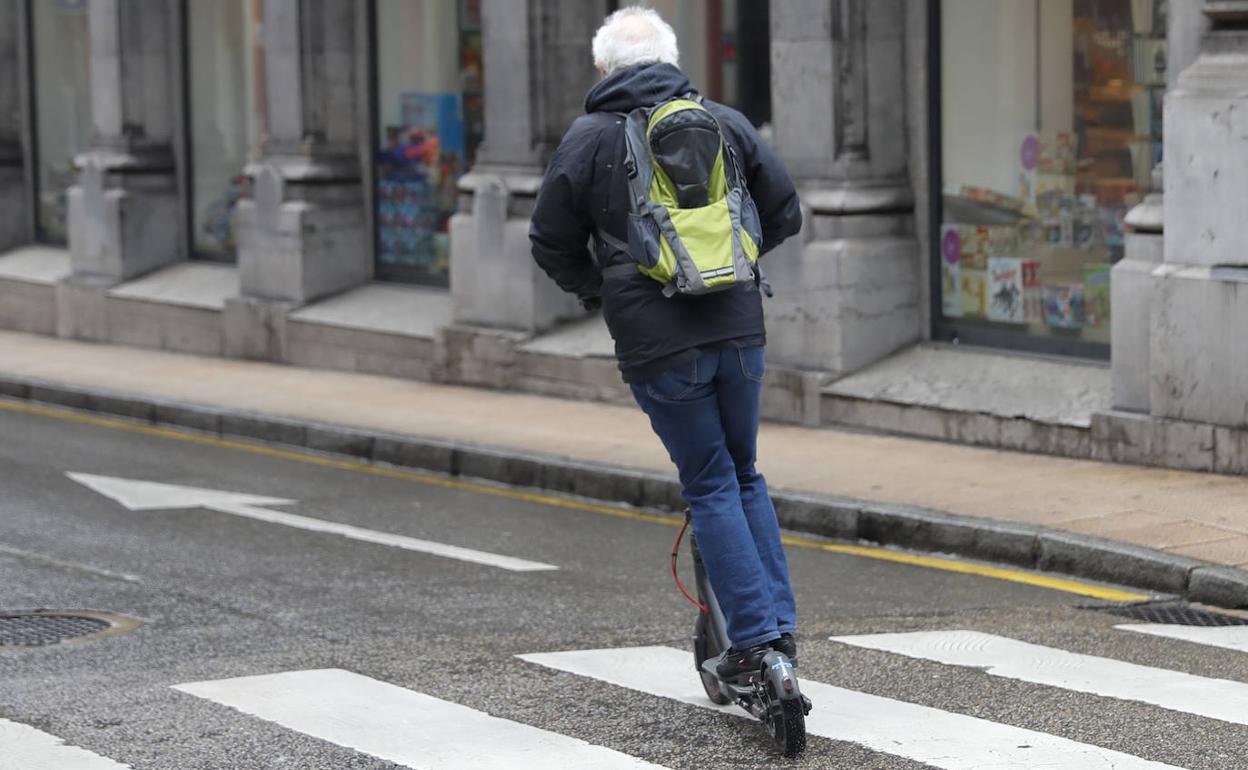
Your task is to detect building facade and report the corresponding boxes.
[1,0,1246,473]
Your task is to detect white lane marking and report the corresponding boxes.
[0,718,132,770]
[173,668,667,769]
[1117,623,1248,653]
[517,646,1176,770]
[833,629,1248,727]
[67,472,557,572]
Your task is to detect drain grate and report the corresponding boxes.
[1090,601,1248,627]
[0,611,132,647]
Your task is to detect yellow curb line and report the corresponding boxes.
[2,396,1151,603]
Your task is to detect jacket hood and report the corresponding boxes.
[584,62,697,114]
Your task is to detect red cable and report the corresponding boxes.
[671,516,710,614]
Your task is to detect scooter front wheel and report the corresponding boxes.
[693,613,732,705]
[769,697,807,758]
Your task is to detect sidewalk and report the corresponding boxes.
[2,329,1247,602]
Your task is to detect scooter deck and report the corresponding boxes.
[700,657,762,694]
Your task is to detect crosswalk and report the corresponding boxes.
[6,622,1246,769]
[1116,622,1248,653]
[519,645,1178,769]
[0,718,132,770]
[831,629,1248,727]
[172,668,667,769]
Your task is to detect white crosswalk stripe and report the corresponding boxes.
[0,718,132,770]
[1117,622,1248,653]
[833,629,1248,727]
[518,645,1178,770]
[172,668,670,769]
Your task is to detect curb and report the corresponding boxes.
[4,373,1247,609]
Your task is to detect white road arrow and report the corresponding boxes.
[66,473,558,572]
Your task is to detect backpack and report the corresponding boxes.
[598,94,766,297]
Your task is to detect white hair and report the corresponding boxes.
[592,7,680,75]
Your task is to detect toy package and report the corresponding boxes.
[1043,284,1086,330]
[942,260,962,319]
[987,257,1026,324]
[1022,260,1043,323]
[961,270,988,319]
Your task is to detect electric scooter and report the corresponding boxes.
[673,512,812,758]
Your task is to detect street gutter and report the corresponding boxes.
[3,373,1245,609]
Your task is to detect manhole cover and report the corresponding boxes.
[0,610,142,647]
[1089,600,1248,627]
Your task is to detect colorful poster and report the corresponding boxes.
[942,261,962,318]
[961,270,988,319]
[941,224,1019,271]
[987,258,1025,324]
[1022,260,1043,323]
[376,92,466,280]
[1084,263,1112,329]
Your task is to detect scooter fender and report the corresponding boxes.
[759,650,802,701]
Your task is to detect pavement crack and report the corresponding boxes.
[0,542,144,584]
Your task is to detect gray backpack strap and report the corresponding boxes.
[620,108,654,212]
[594,111,640,263]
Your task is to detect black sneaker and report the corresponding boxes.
[715,643,771,681]
[770,633,797,665]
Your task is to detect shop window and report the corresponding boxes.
[937,0,1165,356]
[188,0,264,262]
[373,0,483,287]
[32,0,91,244]
[624,0,772,128]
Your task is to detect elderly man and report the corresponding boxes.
[529,7,803,680]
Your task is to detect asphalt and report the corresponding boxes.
[1,329,1246,609]
[1,373,1244,611]
[4,399,1248,768]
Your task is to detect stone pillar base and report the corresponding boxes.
[235,168,369,307]
[437,324,528,389]
[449,173,582,334]
[763,232,920,375]
[67,160,181,282]
[1110,229,1162,413]
[223,295,293,361]
[55,273,113,342]
[1149,264,1248,427]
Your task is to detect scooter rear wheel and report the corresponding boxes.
[693,614,732,705]
[770,697,807,758]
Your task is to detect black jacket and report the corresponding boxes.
[529,63,802,382]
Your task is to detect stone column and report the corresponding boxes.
[447,0,592,334]
[763,0,919,376]
[1146,1,1248,427]
[64,0,179,282]
[0,1,26,251]
[1111,2,1209,413]
[227,0,368,357]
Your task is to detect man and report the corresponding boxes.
[529,7,803,679]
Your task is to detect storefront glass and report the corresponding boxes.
[188,0,263,261]
[32,0,91,244]
[373,0,483,286]
[628,0,771,128]
[938,0,1166,354]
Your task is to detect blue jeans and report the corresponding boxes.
[630,345,797,650]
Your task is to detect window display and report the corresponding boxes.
[32,0,91,244]
[939,0,1166,352]
[626,0,771,127]
[189,0,263,261]
[373,0,483,286]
